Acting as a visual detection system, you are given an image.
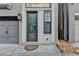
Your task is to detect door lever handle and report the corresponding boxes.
[5,30,8,34]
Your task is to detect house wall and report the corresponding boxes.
[0,3,22,44]
[21,3,58,45]
[0,3,22,16]
[0,3,58,45]
[69,3,79,42]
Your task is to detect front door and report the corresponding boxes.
[27,12,38,42]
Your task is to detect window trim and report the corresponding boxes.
[44,10,52,34]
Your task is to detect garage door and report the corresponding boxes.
[75,16,79,42]
[0,16,19,43]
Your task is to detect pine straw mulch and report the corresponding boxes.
[57,39,79,54]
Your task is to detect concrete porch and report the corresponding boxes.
[0,44,62,56]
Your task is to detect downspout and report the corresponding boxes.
[58,3,69,41]
[66,4,69,41]
[58,3,64,39]
[63,3,69,41]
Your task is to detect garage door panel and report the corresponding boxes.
[8,21,19,26]
[8,26,19,37]
[8,31,19,37]
[0,26,7,30]
[0,38,8,43]
[0,21,8,26]
[8,26,19,31]
[0,16,19,44]
[8,21,19,43]
[8,38,19,43]
[0,23,19,43]
[0,26,7,38]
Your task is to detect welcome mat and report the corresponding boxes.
[24,45,38,51]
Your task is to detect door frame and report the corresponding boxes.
[27,11,38,42]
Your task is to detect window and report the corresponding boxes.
[26,3,51,8]
[44,10,51,34]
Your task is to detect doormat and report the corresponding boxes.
[24,45,38,51]
[57,39,79,54]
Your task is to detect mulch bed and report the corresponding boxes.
[57,39,79,54]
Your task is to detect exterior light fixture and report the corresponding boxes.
[17,14,22,21]
[71,3,74,5]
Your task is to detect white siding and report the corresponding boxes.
[22,4,57,44]
[0,3,22,16]
[0,3,22,44]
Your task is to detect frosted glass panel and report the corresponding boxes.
[26,3,51,8]
[44,10,51,22]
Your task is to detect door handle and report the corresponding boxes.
[5,30,8,34]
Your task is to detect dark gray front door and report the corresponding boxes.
[27,12,38,42]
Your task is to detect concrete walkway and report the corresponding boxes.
[0,43,79,56]
[0,44,62,56]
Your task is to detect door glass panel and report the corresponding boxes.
[27,12,37,42]
[27,13,37,33]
